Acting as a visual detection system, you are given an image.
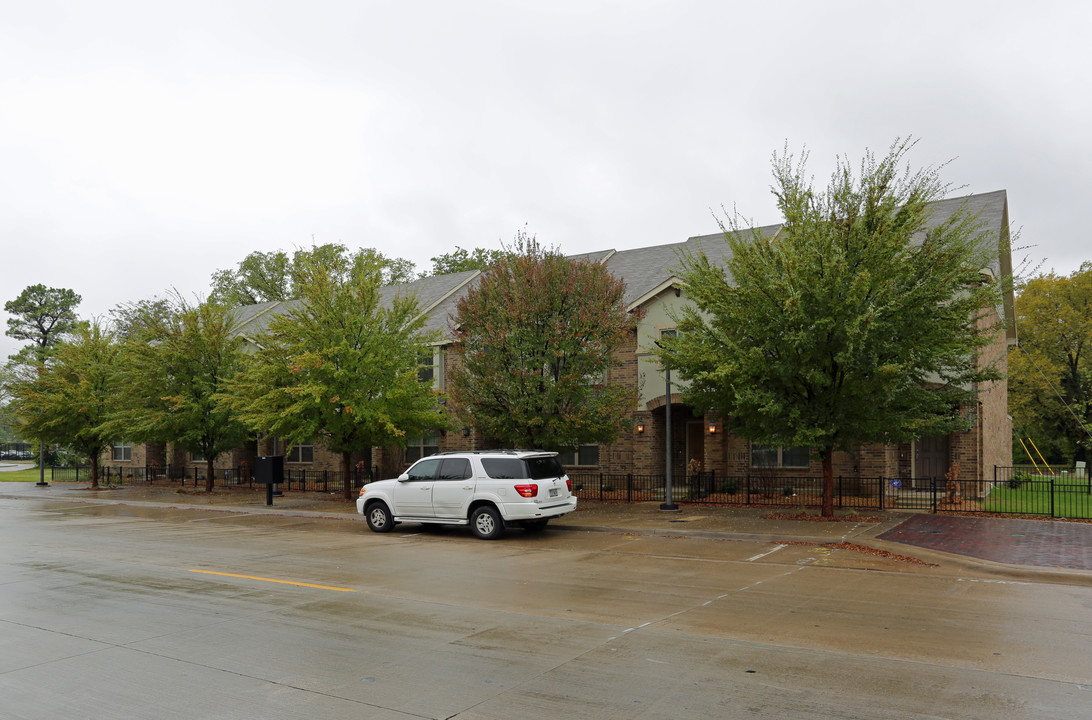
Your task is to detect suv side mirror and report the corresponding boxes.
[397,473,410,481]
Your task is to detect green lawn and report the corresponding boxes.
[984,481,1092,519]
[0,468,51,483]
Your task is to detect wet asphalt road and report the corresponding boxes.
[1,495,1090,719]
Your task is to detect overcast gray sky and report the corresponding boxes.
[3,1,1090,360]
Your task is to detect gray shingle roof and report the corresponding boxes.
[229,270,480,344]
[592,189,1010,309]
[228,190,1011,343]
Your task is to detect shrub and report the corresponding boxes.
[719,480,740,494]
[782,485,795,497]
[1008,472,1032,489]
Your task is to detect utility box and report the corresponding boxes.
[255,456,284,484]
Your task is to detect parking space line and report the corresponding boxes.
[188,569,356,592]
[745,544,787,562]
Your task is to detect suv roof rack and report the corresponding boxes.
[430,449,555,457]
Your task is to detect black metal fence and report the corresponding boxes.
[42,464,1092,519]
[567,472,941,511]
[985,466,1092,518]
[50,465,380,494]
[569,468,1091,518]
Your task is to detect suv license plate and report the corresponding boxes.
[549,488,559,497]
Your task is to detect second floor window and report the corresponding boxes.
[418,349,442,388]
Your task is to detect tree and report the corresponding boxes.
[426,246,506,276]
[661,139,1004,516]
[1008,263,1092,465]
[5,284,82,483]
[223,250,446,500]
[449,234,639,452]
[109,297,174,341]
[209,250,292,306]
[209,244,416,306]
[8,322,120,487]
[5,284,82,364]
[111,297,250,491]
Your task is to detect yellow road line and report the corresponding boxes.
[188,569,356,592]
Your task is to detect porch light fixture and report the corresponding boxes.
[636,422,645,433]
[708,422,718,434]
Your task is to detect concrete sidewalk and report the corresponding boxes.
[2,480,1090,580]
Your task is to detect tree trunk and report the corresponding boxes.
[205,458,215,492]
[341,450,353,501]
[821,446,835,518]
[90,453,100,489]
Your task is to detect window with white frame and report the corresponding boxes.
[190,451,205,463]
[112,443,132,461]
[417,348,443,388]
[286,444,314,463]
[405,433,440,463]
[750,444,810,468]
[557,445,600,467]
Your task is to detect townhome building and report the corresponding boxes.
[107,190,1015,490]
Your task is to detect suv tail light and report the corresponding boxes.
[566,479,572,492]
[514,484,538,498]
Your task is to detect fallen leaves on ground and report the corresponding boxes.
[783,540,939,566]
[761,511,886,523]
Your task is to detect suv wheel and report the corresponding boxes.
[366,502,395,533]
[470,506,505,540]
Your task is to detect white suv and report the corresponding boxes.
[356,450,577,539]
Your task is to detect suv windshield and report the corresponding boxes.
[481,456,565,480]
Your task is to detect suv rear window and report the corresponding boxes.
[481,456,565,480]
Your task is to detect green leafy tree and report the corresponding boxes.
[0,363,21,442]
[223,251,446,500]
[8,322,120,487]
[210,245,416,306]
[109,297,174,341]
[5,284,83,365]
[5,284,82,481]
[1008,263,1092,465]
[661,140,1004,516]
[449,233,639,452]
[112,297,250,491]
[426,246,505,276]
[209,250,292,305]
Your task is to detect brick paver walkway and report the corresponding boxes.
[878,514,1092,570]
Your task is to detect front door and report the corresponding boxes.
[915,435,950,482]
[686,421,705,474]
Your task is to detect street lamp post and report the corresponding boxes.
[37,440,48,487]
[659,350,678,512]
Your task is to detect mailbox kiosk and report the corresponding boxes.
[255,456,284,506]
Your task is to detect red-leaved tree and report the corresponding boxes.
[450,233,639,452]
